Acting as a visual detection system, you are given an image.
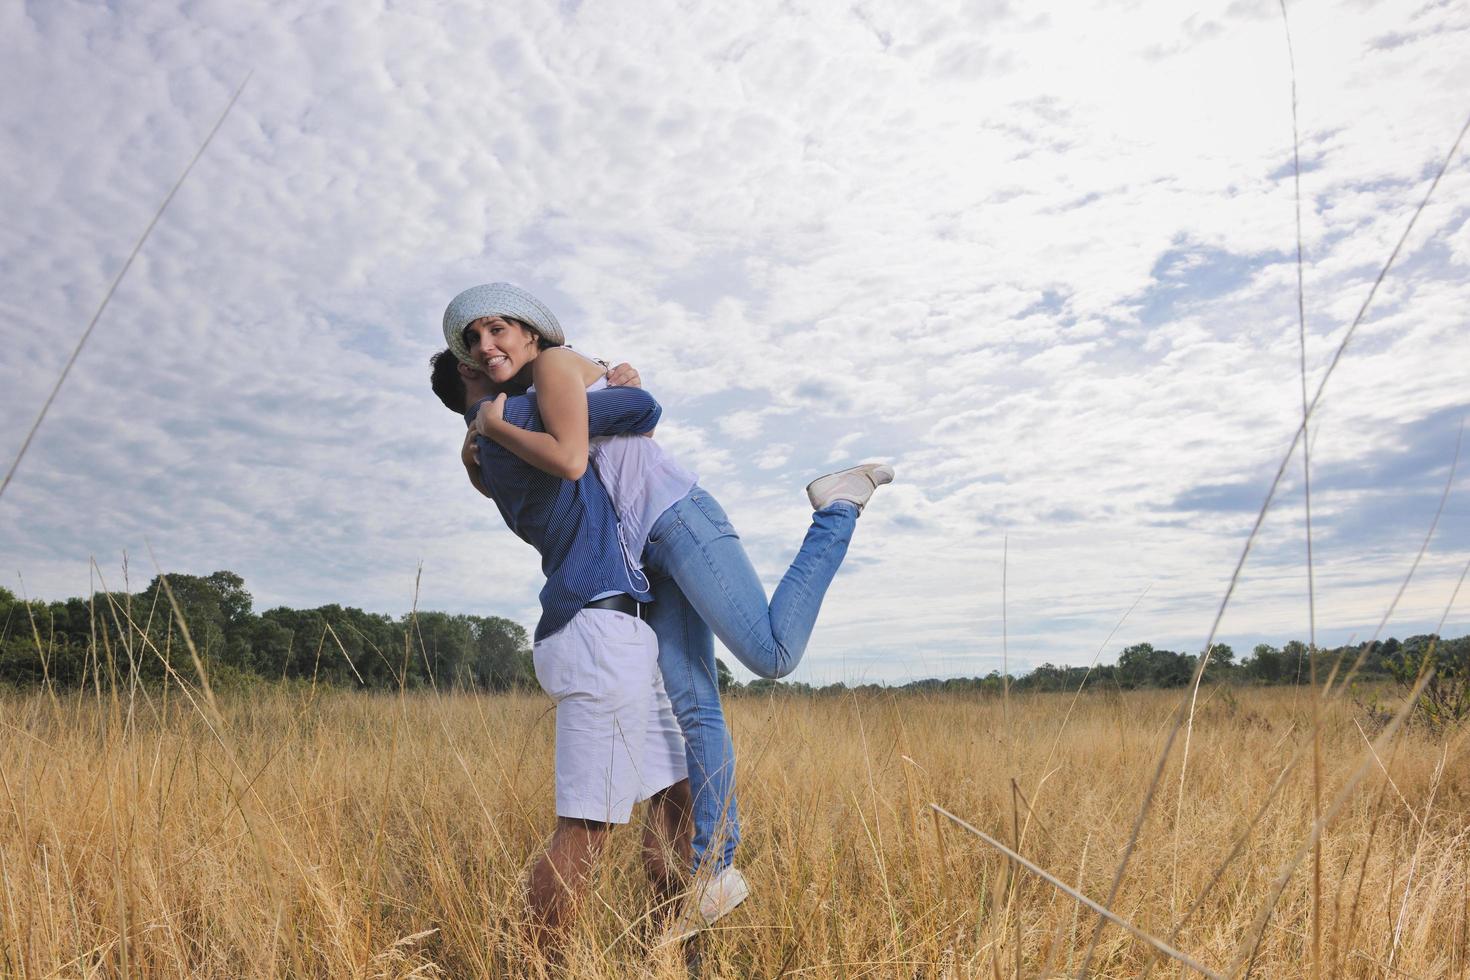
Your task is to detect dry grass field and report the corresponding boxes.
[1,679,1467,978]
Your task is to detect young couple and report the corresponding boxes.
[428,282,893,952]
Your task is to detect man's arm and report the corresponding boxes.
[474,385,662,478]
[462,428,492,498]
[585,385,661,436]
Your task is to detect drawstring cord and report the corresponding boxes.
[618,521,651,594]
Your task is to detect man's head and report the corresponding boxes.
[430,348,495,414]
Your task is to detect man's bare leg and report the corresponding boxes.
[526,817,612,954]
[642,779,693,909]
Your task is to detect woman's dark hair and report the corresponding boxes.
[429,348,467,413]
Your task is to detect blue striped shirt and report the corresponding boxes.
[466,386,660,640]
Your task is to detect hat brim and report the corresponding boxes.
[442,283,565,366]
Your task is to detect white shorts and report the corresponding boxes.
[532,608,688,824]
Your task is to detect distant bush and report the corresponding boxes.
[1388,634,1470,731]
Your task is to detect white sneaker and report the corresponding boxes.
[661,866,751,945]
[806,462,895,512]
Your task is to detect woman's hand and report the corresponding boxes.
[473,393,508,438]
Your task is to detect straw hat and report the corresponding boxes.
[443,282,564,366]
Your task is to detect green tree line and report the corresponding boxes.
[0,571,532,692]
[3,572,1463,708]
[724,636,1469,699]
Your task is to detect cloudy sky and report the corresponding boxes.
[2,0,1467,683]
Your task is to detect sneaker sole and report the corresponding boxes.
[658,874,751,946]
[806,462,895,511]
[701,876,750,926]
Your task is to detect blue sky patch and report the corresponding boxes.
[1135,243,1287,327]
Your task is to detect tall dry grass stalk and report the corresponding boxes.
[0,75,250,505]
[2,682,1466,978]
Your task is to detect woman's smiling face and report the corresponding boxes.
[463,316,539,383]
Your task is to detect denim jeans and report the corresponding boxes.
[643,486,858,871]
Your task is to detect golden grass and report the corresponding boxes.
[1,684,1466,978]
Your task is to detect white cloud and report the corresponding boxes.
[717,410,770,441]
[753,443,793,471]
[2,0,1468,682]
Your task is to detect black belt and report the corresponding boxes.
[583,593,644,618]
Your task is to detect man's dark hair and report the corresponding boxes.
[430,348,467,414]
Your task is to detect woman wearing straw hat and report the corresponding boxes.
[443,282,894,939]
